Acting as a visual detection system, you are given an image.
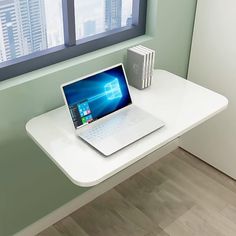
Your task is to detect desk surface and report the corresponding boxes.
[26,70,228,187]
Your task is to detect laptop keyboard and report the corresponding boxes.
[82,122,121,140]
[79,108,144,142]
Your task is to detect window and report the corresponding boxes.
[0,0,147,81]
[0,0,63,62]
[74,0,133,39]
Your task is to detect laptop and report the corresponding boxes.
[61,63,164,156]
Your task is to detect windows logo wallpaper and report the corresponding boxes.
[105,78,123,100]
[63,65,132,128]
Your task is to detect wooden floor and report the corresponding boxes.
[38,148,236,236]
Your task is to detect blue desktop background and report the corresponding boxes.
[63,65,132,127]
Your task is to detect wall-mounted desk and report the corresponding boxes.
[26,70,228,187]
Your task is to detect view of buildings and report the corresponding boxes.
[0,0,47,62]
[0,0,133,63]
[105,0,122,31]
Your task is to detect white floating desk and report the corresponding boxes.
[26,70,228,187]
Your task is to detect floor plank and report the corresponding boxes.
[38,226,61,236]
[54,216,89,236]
[38,149,236,236]
[165,206,226,236]
[71,188,163,236]
[171,154,236,208]
[173,148,236,194]
[115,177,194,228]
[221,204,236,224]
[145,230,170,236]
[157,155,228,211]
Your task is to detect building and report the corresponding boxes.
[0,16,6,62]
[126,16,132,27]
[17,0,47,54]
[83,20,96,37]
[0,0,22,61]
[105,0,122,31]
[0,0,47,62]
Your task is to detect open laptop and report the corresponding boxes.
[61,64,164,156]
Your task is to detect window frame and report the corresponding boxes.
[0,0,147,81]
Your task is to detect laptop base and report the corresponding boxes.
[77,105,164,156]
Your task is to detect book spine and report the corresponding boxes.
[150,50,155,85]
[137,45,152,87]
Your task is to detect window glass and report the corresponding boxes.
[74,0,133,40]
[0,0,63,63]
[0,0,146,81]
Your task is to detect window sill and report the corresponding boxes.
[0,35,153,91]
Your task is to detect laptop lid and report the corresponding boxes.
[61,64,132,129]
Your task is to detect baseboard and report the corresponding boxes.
[15,139,179,236]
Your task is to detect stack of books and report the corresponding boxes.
[127,45,155,90]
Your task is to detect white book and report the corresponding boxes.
[137,45,155,86]
[136,45,152,87]
[133,46,149,88]
[149,49,155,85]
[127,48,146,89]
[132,46,148,88]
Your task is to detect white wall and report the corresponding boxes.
[180,0,236,178]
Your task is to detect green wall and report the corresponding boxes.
[0,0,197,235]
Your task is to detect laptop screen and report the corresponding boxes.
[62,64,132,128]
